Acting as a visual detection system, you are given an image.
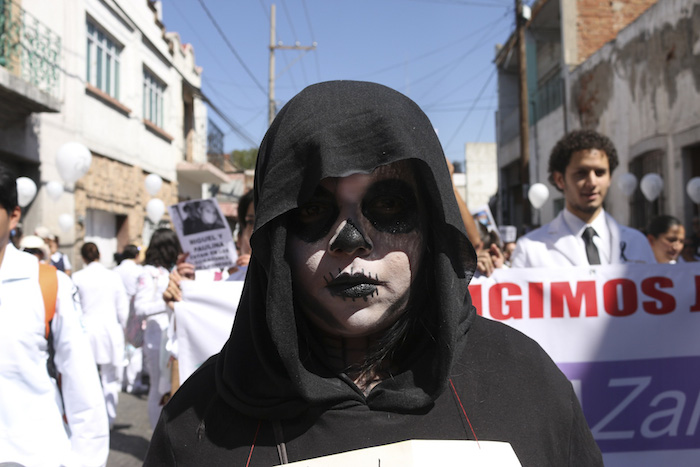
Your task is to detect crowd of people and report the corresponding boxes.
[1,81,698,466]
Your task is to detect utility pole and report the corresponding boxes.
[515,0,531,226]
[268,4,316,126]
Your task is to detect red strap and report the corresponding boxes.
[38,263,58,339]
[449,378,480,446]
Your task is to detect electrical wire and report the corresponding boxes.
[444,66,497,150]
[301,0,321,81]
[356,7,510,81]
[196,0,267,97]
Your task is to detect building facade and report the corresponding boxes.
[0,0,227,268]
[495,0,699,233]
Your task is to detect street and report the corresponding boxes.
[108,392,151,467]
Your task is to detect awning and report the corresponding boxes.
[176,161,230,185]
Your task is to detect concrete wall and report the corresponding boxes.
[465,142,498,209]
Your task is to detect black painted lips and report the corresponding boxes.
[326,273,380,298]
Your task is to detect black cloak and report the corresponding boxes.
[145,81,602,466]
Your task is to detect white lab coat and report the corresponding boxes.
[510,210,657,268]
[134,264,172,428]
[72,261,129,366]
[0,245,109,467]
[114,259,143,299]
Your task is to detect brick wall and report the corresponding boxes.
[576,0,657,64]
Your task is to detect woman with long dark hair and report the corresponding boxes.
[135,228,181,428]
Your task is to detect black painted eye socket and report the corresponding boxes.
[290,189,338,242]
[297,202,332,224]
[362,179,419,234]
[365,195,406,217]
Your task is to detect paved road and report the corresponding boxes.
[107,392,152,467]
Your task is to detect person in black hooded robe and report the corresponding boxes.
[144,81,602,466]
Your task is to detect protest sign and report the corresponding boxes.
[471,263,700,466]
[283,440,521,467]
[174,280,243,384]
[168,198,237,270]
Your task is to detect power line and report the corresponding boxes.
[201,93,259,147]
[405,0,511,7]
[300,0,321,81]
[196,0,267,97]
[356,8,510,81]
[445,66,497,150]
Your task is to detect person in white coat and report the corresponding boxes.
[134,228,182,429]
[72,242,129,429]
[0,169,109,466]
[511,130,656,268]
[114,244,147,394]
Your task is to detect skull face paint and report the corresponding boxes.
[287,160,426,338]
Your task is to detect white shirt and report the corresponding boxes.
[73,261,129,366]
[561,208,612,264]
[0,245,109,466]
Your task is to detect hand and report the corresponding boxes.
[476,249,495,277]
[163,269,183,310]
[175,252,195,280]
[476,244,505,277]
[236,254,251,268]
[488,243,505,269]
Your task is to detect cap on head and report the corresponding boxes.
[20,235,50,260]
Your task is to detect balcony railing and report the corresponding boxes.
[0,0,61,95]
[533,74,562,122]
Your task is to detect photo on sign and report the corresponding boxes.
[470,204,502,247]
[168,199,237,271]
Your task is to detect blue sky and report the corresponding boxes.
[162,0,518,164]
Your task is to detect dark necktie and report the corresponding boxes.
[582,227,601,265]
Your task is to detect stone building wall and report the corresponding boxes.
[73,154,178,262]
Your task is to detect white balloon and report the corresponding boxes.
[56,142,92,183]
[16,177,37,208]
[617,173,638,197]
[687,177,700,204]
[58,213,74,232]
[46,181,64,201]
[146,198,165,224]
[640,173,663,201]
[528,183,549,209]
[144,174,163,196]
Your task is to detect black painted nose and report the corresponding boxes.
[330,219,371,253]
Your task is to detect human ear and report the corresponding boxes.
[9,206,21,230]
[553,172,565,191]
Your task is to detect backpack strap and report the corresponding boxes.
[38,263,58,339]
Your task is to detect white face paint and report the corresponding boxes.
[287,160,426,338]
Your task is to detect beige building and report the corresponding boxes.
[494,0,699,233]
[0,0,227,267]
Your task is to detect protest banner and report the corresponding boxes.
[168,198,237,270]
[174,280,243,383]
[471,263,700,467]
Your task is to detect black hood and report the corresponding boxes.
[216,80,477,420]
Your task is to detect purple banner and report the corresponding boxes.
[559,357,700,452]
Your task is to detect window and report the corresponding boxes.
[629,150,665,230]
[143,69,165,128]
[86,21,122,99]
